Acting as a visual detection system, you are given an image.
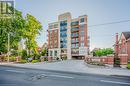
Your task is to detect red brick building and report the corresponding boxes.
[117,32,130,60]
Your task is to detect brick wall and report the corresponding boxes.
[85,54,128,65]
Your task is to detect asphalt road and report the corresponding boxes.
[0,65,130,86]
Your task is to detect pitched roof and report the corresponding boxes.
[122,31,130,40]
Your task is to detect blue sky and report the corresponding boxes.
[15,0,130,50]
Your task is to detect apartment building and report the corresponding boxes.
[47,12,89,59]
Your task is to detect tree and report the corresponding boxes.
[93,48,114,57]
[41,49,46,56]
[0,5,43,61]
[0,9,26,54]
[23,14,42,59]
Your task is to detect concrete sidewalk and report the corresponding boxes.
[1,60,130,76]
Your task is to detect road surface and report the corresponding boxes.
[0,65,130,86]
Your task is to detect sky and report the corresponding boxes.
[15,0,130,50]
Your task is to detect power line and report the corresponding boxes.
[88,20,130,27]
[43,19,130,32]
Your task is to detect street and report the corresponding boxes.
[0,66,130,86]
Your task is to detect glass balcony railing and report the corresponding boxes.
[60,27,67,31]
[71,33,79,37]
[71,21,79,26]
[71,40,79,43]
[60,34,67,37]
[71,28,79,31]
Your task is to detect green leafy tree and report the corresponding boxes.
[23,14,42,59]
[21,49,27,60]
[0,9,26,54]
[93,48,114,57]
[0,6,42,61]
[41,49,46,56]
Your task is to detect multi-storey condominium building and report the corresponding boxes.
[47,12,89,59]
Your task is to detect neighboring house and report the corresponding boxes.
[115,32,130,61]
[37,43,48,53]
[42,42,48,50]
[41,42,48,56]
[47,12,89,59]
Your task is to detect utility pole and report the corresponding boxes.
[7,33,10,63]
[114,33,120,67]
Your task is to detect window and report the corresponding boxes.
[80,25,84,30]
[54,51,57,56]
[76,44,79,48]
[50,51,53,56]
[54,30,57,33]
[54,24,58,28]
[76,38,78,42]
[80,43,84,47]
[60,43,67,48]
[81,37,84,41]
[50,30,52,34]
[71,38,75,42]
[71,21,79,26]
[80,18,84,23]
[60,32,67,37]
[49,25,53,29]
[71,44,75,48]
[71,33,79,37]
[80,31,84,36]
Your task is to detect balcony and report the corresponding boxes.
[71,40,79,43]
[71,25,79,28]
[71,28,79,32]
[71,33,79,38]
[60,34,67,37]
[71,21,79,26]
[71,51,79,54]
[60,28,67,32]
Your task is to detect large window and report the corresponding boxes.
[54,51,57,56]
[80,25,84,30]
[80,18,84,23]
[80,31,84,36]
[60,31,67,37]
[50,51,53,56]
[71,33,79,37]
[60,43,67,48]
[60,20,67,48]
[81,36,84,41]
[71,21,79,26]
[80,43,84,47]
[60,38,67,43]
[54,24,58,28]
[49,25,53,29]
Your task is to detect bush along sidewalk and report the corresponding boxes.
[87,61,105,66]
[18,60,27,64]
[32,60,39,63]
[127,61,130,69]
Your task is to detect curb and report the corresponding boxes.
[1,64,130,77]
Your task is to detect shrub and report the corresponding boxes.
[127,61,130,69]
[87,61,105,66]
[19,60,27,63]
[35,54,41,60]
[9,56,16,62]
[32,60,39,63]
[11,50,18,56]
[41,49,46,56]
[21,50,27,60]
[61,56,67,60]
